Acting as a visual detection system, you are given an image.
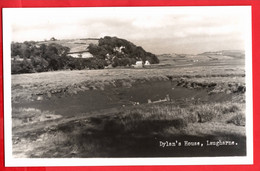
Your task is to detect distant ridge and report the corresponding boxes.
[199,50,244,55]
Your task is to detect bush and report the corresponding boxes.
[31,56,48,72]
[89,58,107,69]
[11,59,34,74]
[227,113,245,126]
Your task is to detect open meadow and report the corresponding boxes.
[11,52,246,157]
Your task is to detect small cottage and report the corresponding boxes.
[144,60,150,66]
[133,61,143,68]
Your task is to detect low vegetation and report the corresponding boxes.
[12,108,62,128]
[12,102,245,157]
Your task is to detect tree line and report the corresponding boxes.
[11,36,159,74]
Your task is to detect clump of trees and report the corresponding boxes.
[11,41,107,74]
[88,36,159,67]
[11,36,159,74]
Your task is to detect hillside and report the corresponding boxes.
[11,36,159,74]
[88,36,159,67]
[199,50,245,59]
[37,38,99,53]
[157,50,245,68]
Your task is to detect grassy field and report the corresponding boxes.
[12,61,245,103]
[12,102,245,157]
[11,52,247,157]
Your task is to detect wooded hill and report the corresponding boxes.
[11,36,159,74]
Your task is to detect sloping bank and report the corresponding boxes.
[12,73,245,117]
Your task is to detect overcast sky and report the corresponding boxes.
[6,7,250,54]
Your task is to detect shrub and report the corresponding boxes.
[227,113,245,126]
[31,56,48,72]
[11,59,35,74]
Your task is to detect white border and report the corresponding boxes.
[3,6,253,166]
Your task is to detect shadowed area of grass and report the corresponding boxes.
[12,102,246,158]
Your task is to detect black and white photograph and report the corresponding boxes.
[3,6,253,166]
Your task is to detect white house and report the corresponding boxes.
[144,60,150,66]
[133,61,143,68]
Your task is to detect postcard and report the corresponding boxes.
[3,6,253,166]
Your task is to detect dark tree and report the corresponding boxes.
[88,36,159,67]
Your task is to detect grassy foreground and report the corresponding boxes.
[12,101,245,158]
